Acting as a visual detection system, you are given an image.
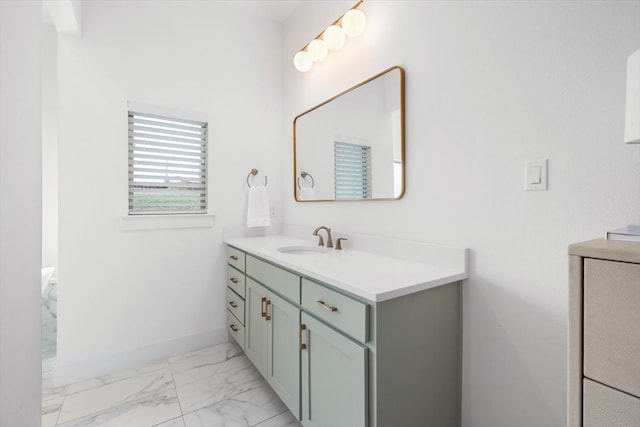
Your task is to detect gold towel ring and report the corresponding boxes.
[247,168,267,187]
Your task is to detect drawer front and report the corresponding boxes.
[227,265,246,298]
[227,310,245,350]
[246,255,300,303]
[301,278,368,343]
[227,246,246,272]
[583,378,640,427]
[584,259,640,397]
[226,287,245,325]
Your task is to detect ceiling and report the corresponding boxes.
[224,0,302,22]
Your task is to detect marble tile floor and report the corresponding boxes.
[42,342,302,427]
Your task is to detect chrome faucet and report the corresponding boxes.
[312,226,333,248]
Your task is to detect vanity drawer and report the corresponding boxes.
[226,287,245,325]
[302,278,369,343]
[246,255,300,303]
[583,378,640,426]
[227,310,245,350]
[227,265,246,298]
[584,259,640,397]
[227,246,245,272]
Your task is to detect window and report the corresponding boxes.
[128,110,208,215]
[334,141,372,199]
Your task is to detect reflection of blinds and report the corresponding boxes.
[128,111,208,214]
[334,141,372,199]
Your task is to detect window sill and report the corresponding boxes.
[120,214,215,231]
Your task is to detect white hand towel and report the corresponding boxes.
[299,186,315,201]
[246,186,270,228]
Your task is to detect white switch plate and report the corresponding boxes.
[525,159,548,191]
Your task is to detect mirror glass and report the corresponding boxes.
[293,66,405,202]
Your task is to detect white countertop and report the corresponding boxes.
[224,235,468,302]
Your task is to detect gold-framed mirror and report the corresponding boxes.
[293,66,405,202]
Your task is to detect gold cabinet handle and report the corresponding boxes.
[300,324,307,350]
[317,300,338,313]
[230,255,239,261]
[261,297,267,317]
[265,299,271,321]
[229,301,238,308]
[229,324,238,332]
[229,277,239,284]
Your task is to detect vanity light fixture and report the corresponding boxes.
[293,0,367,73]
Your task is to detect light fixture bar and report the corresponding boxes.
[299,0,364,53]
[294,0,367,73]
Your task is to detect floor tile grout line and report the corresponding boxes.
[62,359,171,399]
[250,409,290,427]
[167,353,187,423]
[53,380,68,427]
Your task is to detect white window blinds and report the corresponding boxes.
[334,141,372,199]
[128,111,208,215]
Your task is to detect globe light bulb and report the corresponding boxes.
[341,9,366,37]
[322,25,346,51]
[307,39,328,62]
[294,50,313,72]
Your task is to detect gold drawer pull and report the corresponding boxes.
[229,255,239,261]
[229,301,238,308]
[229,324,238,332]
[300,324,307,350]
[261,297,267,317]
[229,277,239,284]
[317,300,338,313]
[265,299,271,321]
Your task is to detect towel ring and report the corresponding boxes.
[247,168,267,187]
[297,171,315,190]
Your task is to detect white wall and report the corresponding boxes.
[55,0,283,384]
[0,1,43,425]
[282,1,640,426]
[42,22,59,272]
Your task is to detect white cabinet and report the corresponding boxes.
[301,312,367,427]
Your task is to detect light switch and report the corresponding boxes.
[528,166,542,184]
[525,159,548,191]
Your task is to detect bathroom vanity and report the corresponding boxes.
[224,233,468,427]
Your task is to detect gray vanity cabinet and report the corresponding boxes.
[301,312,367,427]
[245,278,268,375]
[245,274,301,419]
[226,245,463,427]
[226,247,246,350]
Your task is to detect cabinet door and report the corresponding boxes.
[301,313,367,427]
[267,292,301,419]
[245,278,268,377]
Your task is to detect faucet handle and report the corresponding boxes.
[335,237,348,250]
[315,234,325,247]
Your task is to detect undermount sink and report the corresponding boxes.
[277,245,329,255]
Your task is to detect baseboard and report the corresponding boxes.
[53,328,228,387]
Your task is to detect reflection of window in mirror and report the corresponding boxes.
[334,141,372,199]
